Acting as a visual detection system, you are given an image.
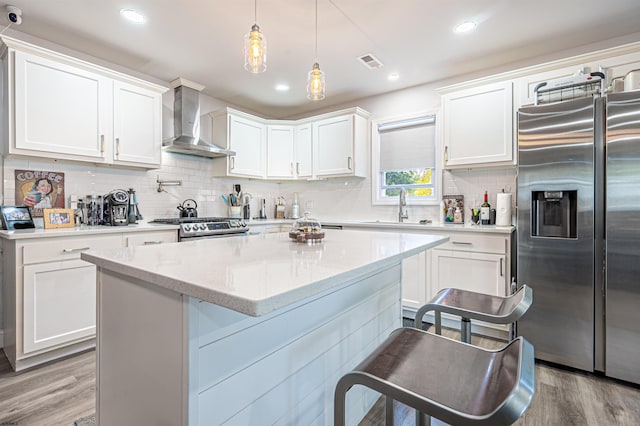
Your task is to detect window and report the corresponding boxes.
[372,112,439,205]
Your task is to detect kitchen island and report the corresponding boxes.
[81,229,447,425]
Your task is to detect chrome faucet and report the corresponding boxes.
[399,188,408,223]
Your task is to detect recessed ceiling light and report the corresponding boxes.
[120,9,145,24]
[454,21,477,34]
[275,84,290,92]
[388,73,400,82]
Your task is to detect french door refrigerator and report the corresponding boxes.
[517,91,640,385]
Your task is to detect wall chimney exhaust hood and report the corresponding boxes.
[162,78,235,158]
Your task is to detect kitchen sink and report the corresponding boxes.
[361,220,434,226]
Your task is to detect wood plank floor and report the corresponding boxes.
[0,326,638,426]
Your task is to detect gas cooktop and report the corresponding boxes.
[150,217,248,240]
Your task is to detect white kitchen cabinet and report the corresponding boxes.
[294,123,313,178]
[1,36,166,168]
[112,80,163,167]
[12,49,110,160]
[23,259,97,354]
[211,110,266,178]
[1,227,178,371]
[441,81,514,168]
[212,107,369,180]
[313,112,368,178]
[266,125,295,179]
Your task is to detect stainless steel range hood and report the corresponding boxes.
[162,78,235,158]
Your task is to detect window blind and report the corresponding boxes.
[379,116,435,171]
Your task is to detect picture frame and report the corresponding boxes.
[442,194,465,224]
[43,208,75,229]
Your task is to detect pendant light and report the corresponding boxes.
[243,0,267,73]
[307,0,325,100]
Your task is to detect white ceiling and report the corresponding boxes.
[2,0,640,117]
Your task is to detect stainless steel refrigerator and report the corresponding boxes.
[517,91,640,385]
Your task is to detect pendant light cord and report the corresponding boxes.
[254,0,258,24]
[314,0,318,62]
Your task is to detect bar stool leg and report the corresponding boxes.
[461,317,471,344]
[385,396,395,425]
[435,311,442,335]
[416,411,431,426]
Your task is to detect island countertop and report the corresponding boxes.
[81,229,448,316]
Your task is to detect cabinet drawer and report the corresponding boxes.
[436,234,506,254]
[125,230,178,247]
[22,234,122,264]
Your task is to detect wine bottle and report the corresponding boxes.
[481,191,490,225]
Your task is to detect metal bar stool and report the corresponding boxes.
[415,285,533,344]
[334,328,535,426]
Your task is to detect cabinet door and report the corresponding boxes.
[229,115,265,177]
[13,50,110,159]
[402,251,427,310]
[23,259,97,354]
[430,250,507,298]
[442,81,513,167]
[314,115,354,176]
[113,81,162,167]
[266,125,295,179]
[294,123,313,178]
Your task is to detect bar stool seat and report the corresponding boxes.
[334,328,535,426]
[415,285,533,343]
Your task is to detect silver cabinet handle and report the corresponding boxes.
[291,162,294,175]
[63,247,91,253]
[100,135,105,153]
[143,241,164,245]
[500,258,504,277]
[347,156,353,170]
[452,241,472,245]
[116,138,121,156]
[444,146,448,161]
[296,162,300,174]
[230,156,235,170]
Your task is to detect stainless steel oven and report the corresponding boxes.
[150,217,249,241]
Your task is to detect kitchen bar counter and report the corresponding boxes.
[82,229,446,316]
[82,230,448,425]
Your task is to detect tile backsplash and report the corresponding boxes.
[2,154,517,225]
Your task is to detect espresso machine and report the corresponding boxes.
[102,189,129,226]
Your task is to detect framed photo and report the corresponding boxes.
[43,208,75,229]
[443,194,465,224]
[0,206,36,230]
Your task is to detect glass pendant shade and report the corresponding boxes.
[244,24,267,73]
[307,62,325,100]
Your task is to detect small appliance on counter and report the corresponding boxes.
[102,189,129,226]
[128,188,143,224]
[258,198,267,219]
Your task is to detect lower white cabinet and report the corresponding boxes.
[23,259,97,354]
[1,228,177,371]
[430,251,506,298]
[401,251,427,310]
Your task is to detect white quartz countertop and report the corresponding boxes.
[81,229,448,316]
[0,222,179,240]
[245,218,514,234]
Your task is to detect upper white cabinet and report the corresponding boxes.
[313,112,368,178]
[1,36,167,168]
[441,81,514,168]
[294,123,313,178]
[112,81,162,166]
[266,124,295,179]
[212,107,369,180]
[211,110,266,178]
[13,50,110,160]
